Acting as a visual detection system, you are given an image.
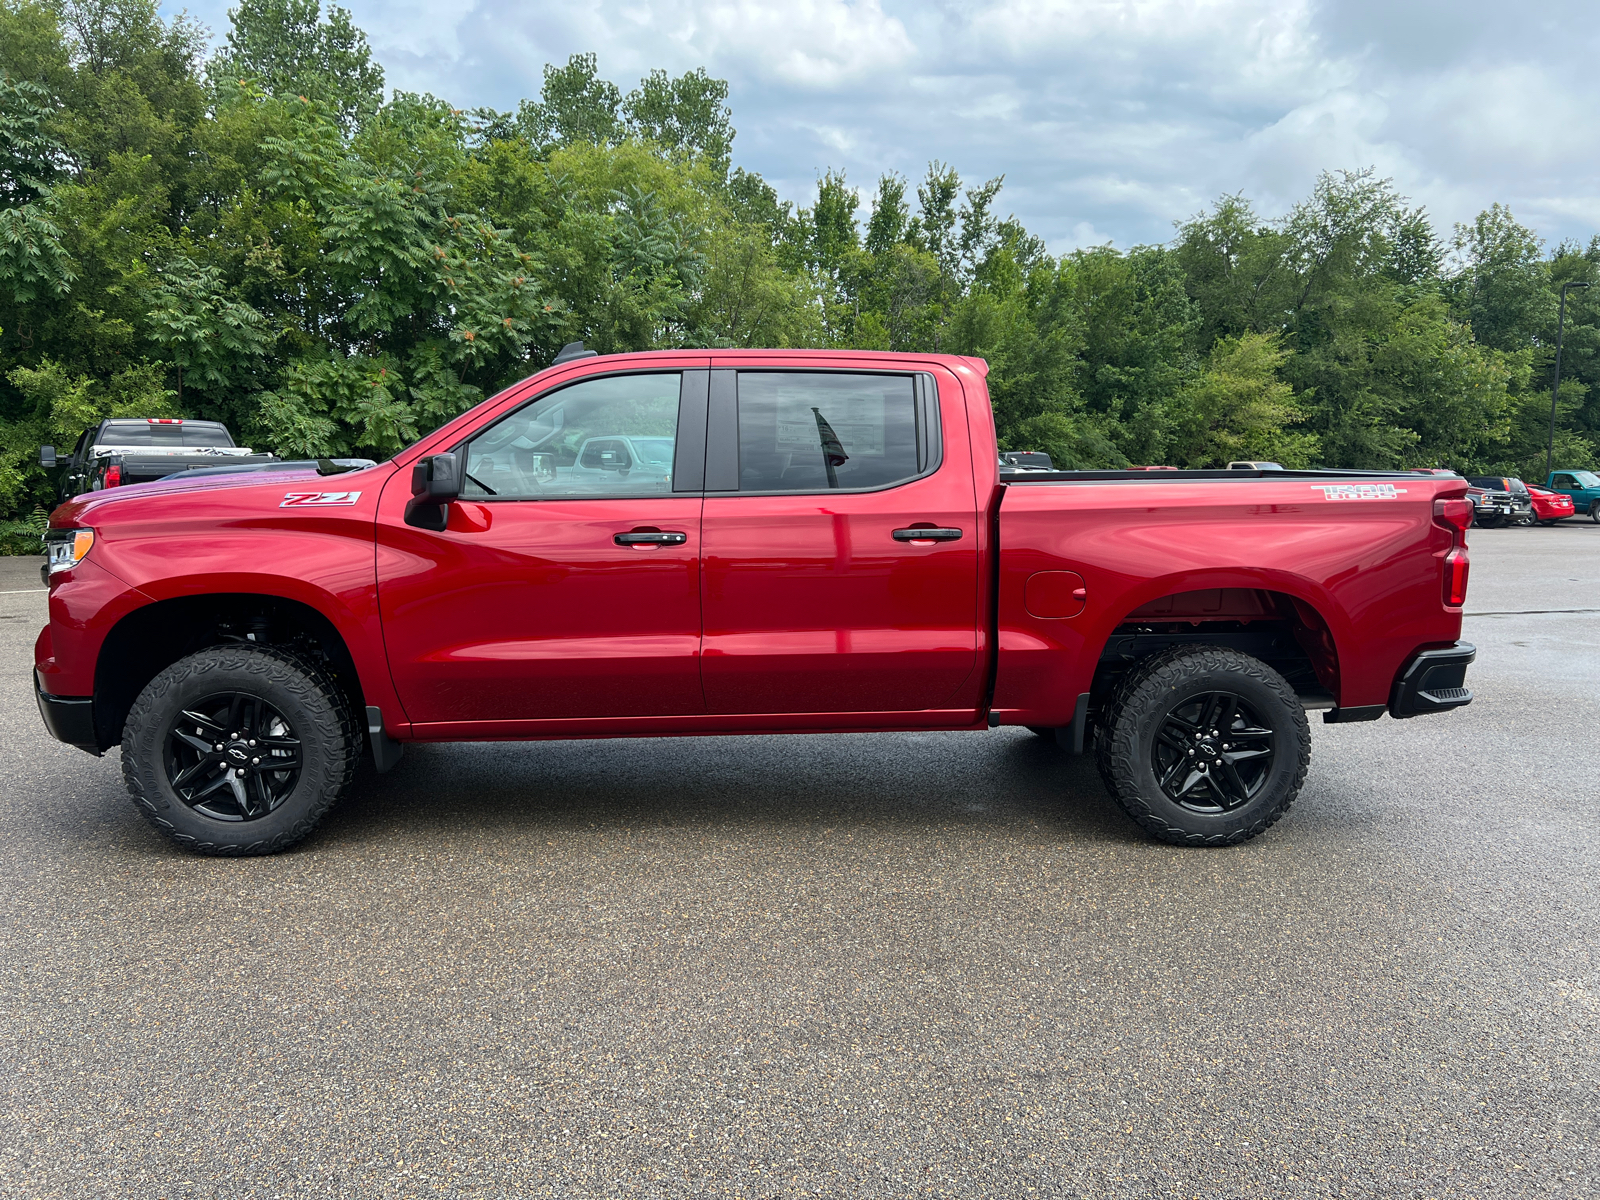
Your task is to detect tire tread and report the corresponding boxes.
[120,644,358,856]
[1096,644,1310,847]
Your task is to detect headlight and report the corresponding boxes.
[44,528,94,576]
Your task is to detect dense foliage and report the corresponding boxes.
[1,0,1597,547]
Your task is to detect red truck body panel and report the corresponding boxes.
[37,350,1470,752]
[990,479,1462,725]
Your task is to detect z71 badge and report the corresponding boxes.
[280,491,362,508]
[1315,483,1406,501]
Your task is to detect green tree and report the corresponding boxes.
[623,66,733,178]
[1170,332,1317,467]
[209,0,383,129]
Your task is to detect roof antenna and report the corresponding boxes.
[552,341,599,365]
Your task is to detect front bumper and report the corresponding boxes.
[1472,501,1523,521]
[34,670,101,754]
[1390,642,1475,719]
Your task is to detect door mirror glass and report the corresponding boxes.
[39,445,55,468]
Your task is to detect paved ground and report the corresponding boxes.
[0,525,1596,1198]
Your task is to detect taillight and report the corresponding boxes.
[1434,497,1471,608]
[1433,497,1472,537]
[104,464,122,487]
[1443,547,1469,607]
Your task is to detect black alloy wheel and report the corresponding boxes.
[164,691,302,822]
[1096,645,1310,846]
[122,644,359,855]
[1150,690,1275,814]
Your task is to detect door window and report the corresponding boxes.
[460,373,681,500]
[734,373,934,493]
[1554,474,1577,489]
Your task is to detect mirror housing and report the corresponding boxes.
[411,452,461,501]
[39,445,55,468]
[405,452,462,531]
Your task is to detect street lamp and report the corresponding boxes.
[1545,279,1592,482]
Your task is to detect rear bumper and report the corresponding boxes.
[34,671,101,755]
[1389,641,1475,719]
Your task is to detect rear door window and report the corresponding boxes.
[733,372,936,493]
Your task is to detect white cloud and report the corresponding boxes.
[163,0,1600,254]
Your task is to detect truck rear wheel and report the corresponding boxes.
[1095,646,1310,846]
[120,645,358,856]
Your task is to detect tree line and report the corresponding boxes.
[1,0,1596,547]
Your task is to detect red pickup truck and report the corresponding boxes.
[34,348,1476,856]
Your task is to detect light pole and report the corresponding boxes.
[1545,279,1591,482]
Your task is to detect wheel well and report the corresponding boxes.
[1089,588,1340,718]
[93,595,366,752]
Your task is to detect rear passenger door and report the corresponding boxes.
[699,366,982,716]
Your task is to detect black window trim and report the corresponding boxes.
[704,368,944,498]
[450,367,708,502]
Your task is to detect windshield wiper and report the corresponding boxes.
[464,472,497,495]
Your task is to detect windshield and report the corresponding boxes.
[97,421,234,447]
[1572,471,1600,487]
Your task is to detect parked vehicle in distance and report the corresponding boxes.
[1408,469,1513,527]
[1545,470,1600,522]
[1525,484,1576,524]
[42,419,274,502]
[1466,476,1534,525]
[1000,450,1055,473]
[1227,461,1283,470]
[36,346,1476,858]
[1463,480,1523,527]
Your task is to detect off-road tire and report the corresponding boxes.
[121,644,359,856]
[1095,645,1310,846]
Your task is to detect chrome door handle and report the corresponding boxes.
[614,530,688,546]
[892,527,962,542]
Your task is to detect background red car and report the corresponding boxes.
[1526,484,1576,524]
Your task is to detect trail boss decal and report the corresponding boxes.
[1315,483,1407,501]
[280,491,362,508]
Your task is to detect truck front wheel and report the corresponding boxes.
[1096,646,1310,846]
[120,645,359,856]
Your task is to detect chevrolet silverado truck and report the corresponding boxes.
[34,348,1478,856]
[41,418,275,501]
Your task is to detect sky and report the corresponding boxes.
[165,0,1600,256]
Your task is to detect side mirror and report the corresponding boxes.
[411,452,462,502]
[40,446,55,468]
[405,452,462,531]
[514,449,556,485]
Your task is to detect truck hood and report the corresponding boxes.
[52,461,396,527]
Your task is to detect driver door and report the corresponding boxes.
[376,369,708,732]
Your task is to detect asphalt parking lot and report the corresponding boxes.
[1,525,1597,1199]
